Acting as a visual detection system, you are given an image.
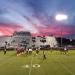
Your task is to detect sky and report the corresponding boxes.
[0,0,75,38]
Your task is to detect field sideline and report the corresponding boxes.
[0,50,75,75]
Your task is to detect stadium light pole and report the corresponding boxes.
[55,14,68,47]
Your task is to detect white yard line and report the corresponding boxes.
[53,57,74,75]
[29,56,33,75]
[59,63,74,75]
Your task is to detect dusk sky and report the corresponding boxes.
[0,0,75,38]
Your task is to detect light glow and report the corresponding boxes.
[55,14,68,21]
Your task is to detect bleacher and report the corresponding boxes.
[0,36,12,49]
[32,36,58,50]
[46,36,58,48]
[10,31,32,48]
[0,32,58,50]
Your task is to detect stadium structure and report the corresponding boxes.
[0,31,58,50]
[10,31,32,49]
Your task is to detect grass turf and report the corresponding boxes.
[0,50,75,75]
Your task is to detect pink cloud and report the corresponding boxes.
[0,23,23,36]
[34,24,75,37]
[0,22,75,37]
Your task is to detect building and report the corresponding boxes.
[0,31,58,50]
[46,36,58,47]
[10,31,32,48]
[0,36,12,49]
[32,36,58,49]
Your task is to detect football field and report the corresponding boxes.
[0,50,75,75]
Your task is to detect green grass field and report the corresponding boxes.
[0,50,75,75]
